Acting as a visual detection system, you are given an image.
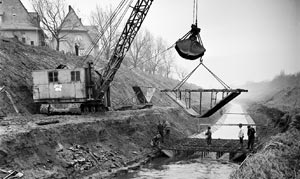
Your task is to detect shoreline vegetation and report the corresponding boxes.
[230,104,300,179]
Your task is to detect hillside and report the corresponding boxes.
[240,72,300,111]
[231,72,300,178]
[0,38,202,116]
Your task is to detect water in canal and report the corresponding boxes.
[119,153,238,179]
[119,103,250,179]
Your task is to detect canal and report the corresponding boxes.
[118,153,239,179]
[119,103,253,179]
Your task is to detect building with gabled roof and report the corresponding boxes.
[0,0,45,46]
[51,5,99,57]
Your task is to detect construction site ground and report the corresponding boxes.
[0,107,221,179]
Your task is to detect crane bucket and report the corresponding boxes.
[175,39,206,60]
[175,24,206,60]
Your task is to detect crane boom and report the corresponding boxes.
[99,0,153,95]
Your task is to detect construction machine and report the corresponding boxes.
[32,0,247,116]
[32,0,154,114]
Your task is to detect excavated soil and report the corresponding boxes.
[0,107,220,179]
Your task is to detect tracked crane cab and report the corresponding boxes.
[32,62,110,114]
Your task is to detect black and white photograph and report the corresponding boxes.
[0,0,299,178]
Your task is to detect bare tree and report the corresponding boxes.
[148,37,166,75]
[175,66,188,81]
[90,6,119,62]
[162,50,175,78]
[31,0,69,51]
[127,29,151,68]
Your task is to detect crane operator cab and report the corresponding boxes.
[32,62,110,114]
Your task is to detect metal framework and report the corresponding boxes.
[161,88,248,118]
[99,0,154,96]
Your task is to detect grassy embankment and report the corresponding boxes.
[231,72,300,179]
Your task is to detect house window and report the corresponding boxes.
[71,71,80,82]
[48,71,58,83]
[31,41,34,46]
[22,37,26,43]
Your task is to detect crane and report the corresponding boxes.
[32,0,154,114]
[97,0,153,100]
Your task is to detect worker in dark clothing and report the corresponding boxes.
[205,126,212,146]
[247,125,256,150]
[75,43,79,56]
[157,121,164,143]
[238,123,244,149]
[151,133,161,148]
[164,120,171,137]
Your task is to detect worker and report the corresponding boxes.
[247,125,256,150]
[157,121,164,143]
[205,126,212,146]
[164,120,171,137]
[238,123,244,149]
[151,133,161,148]
[75,43,79,56]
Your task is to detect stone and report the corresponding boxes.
[56,143,64,152]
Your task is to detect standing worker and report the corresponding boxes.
[151,133,161,148]
[164,120,171,137]
[238,123,244,149]
[157,121,164,143]
[247,125,256,150]
[205,126,212,146]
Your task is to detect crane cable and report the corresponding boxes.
[127,43,175,71]
[89,0,129,54]
[81,0,131,65]
[173,58,202,90]
[202,63,231,89]
[172,60,231,91]
[93,0,134,68]
[193,0,198,25]
[92,0,134,69]
[172,0,230,90]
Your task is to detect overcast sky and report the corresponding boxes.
[21,0,300,88]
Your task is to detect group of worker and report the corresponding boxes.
[151,120,171,148]
[205,123,256,150]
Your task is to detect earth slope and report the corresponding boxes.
[0,38,199,115]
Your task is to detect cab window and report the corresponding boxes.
[48,71,58,82]
[71,71,80,82]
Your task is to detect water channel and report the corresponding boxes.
[120,103,254,179]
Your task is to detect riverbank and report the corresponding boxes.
[230,103,300,178]
[0,107,221,179]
